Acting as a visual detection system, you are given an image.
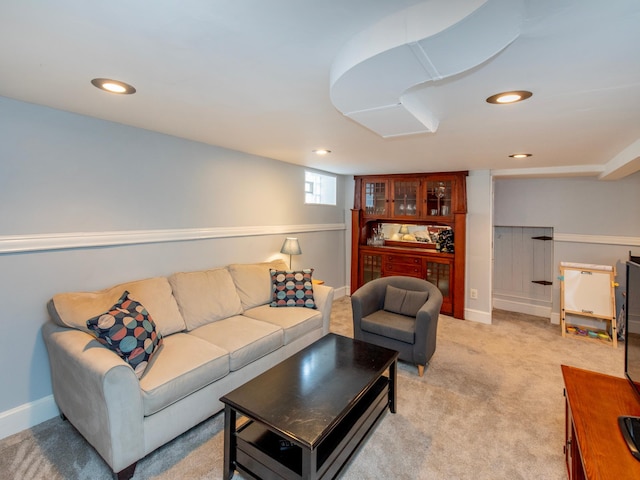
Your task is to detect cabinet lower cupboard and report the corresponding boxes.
[359,247,454,315]
[352,171,467,319]
[359,248,454,315]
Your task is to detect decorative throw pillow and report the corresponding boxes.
[383,285,429,317]
[270,269,316,308]
[86,291,163,379]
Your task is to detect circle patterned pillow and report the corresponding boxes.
[270,269,316,308]
[86,290,163,379]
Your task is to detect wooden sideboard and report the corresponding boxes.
[561,365,640,479]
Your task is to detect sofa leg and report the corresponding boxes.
[115,462,137,480]
[417,365,425,377]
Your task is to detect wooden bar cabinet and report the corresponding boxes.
[351,171,467,318]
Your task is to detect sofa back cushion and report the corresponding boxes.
[228,260,288,310]
[48,277,186,337]
[168,267,243,330]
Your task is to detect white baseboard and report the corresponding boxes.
[550,312,561,325]
[0,395,59,440]
[492,297,552,319]
[464,308,492,324]
[333,285,348,299]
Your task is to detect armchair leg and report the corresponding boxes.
[417,365,425,377]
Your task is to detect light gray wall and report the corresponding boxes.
[494,174,640,318]
[0,97,346,420]
[465,170,493,323]
[494,175,640,236]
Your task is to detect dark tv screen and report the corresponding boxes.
[625,259,640,399]
[621,258,640,461]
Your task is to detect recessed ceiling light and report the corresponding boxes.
[486,90,532,104]
[91,78,136,95]
[509,153,532,158]
[312,149,331,155]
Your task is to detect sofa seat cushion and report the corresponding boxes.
[243,304,322,344]
[168,268,243,330]
[139,333,229,416]
[361,310,416,344]
[188,316,283,371]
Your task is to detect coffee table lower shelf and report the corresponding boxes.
[235,376,389,480]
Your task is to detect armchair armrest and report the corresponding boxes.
[351,280,388,337]
[42,321,144,473]
[413,287,443,364]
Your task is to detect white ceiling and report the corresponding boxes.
[1,0,639,178]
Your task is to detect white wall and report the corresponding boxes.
[464,170,493,324]
[493,174,640,322]
[0,96,347,437]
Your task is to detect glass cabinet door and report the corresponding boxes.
[425,180,452,218]
[392,180,419,217]
[362,254,382,283]
[426,259,452,313]
[363,180,388,216]
[426,261,450,296]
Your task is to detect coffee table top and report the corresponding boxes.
[220,333,398,449]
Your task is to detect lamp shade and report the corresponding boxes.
[280,237,302,256]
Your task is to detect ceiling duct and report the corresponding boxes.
[330,0,524,137]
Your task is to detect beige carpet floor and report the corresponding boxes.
[0,297,625,479]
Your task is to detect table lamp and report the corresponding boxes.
[280,237,302,269]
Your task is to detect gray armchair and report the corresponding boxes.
[351,276,443,376]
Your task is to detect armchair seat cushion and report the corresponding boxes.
[361,310,416,344]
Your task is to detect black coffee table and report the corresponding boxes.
[220,333,398,480]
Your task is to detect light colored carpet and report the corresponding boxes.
[0,297,624,479]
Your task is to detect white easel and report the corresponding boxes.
[560,262,617,347]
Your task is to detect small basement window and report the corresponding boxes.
[305,171,336,205]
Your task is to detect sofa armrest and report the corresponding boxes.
[42,321,144,473]
[313,284,335,335]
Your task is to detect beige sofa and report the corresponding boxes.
[42,260,334,479]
